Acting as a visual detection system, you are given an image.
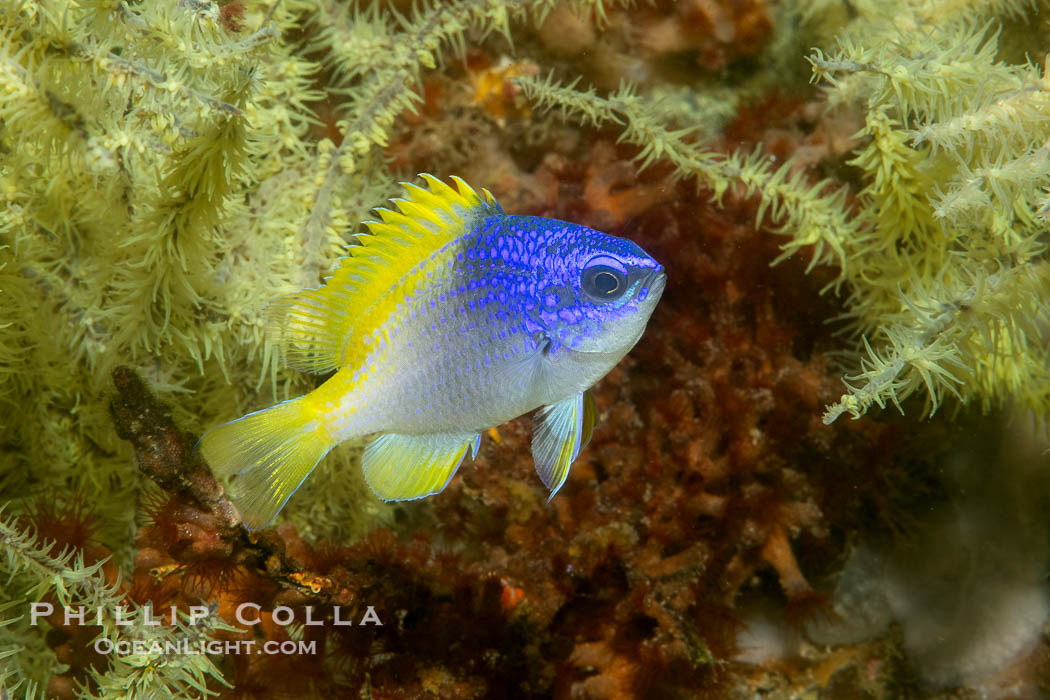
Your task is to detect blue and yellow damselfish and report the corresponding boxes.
[200,175,665,529]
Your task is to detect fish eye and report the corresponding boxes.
[582,259,628,302]
[593,270,620,294]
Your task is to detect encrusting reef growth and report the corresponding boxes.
[2,0,1049,697]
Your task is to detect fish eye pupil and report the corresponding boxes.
[583,264,627,301]
[594,271,619,295]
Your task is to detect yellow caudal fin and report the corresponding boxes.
[197,397,333,529]
[266,174,502,374]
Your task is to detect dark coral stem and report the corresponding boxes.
[109,366,240,528]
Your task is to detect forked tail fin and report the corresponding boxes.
[197,397,333,529]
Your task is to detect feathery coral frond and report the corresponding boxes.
[517,74,859,279]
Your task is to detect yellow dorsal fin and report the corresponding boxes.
[268,174,501,374]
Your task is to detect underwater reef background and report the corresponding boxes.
[2,0,1050,697]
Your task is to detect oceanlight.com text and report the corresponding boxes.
[94,639,318,656]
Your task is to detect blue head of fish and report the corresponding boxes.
[489,215,666,387]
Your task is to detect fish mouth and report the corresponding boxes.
[644,266,666,301]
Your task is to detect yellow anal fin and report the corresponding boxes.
[361,432,481,501]
[267,174,501,374]
[532,390,598,500]
[198,396,332,529]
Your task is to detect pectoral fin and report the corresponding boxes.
[492,332,558,405]
[532,390,598,499]
[361,432,481,501]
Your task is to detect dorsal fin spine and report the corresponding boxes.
[396,199,446,227]
[267,175,500,375]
